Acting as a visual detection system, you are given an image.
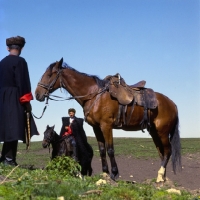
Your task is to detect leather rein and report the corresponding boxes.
[34,68,107,119]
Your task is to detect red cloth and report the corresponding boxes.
[20,92,33,103]
[62,126,72,137]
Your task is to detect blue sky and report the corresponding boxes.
[0,0,199,141]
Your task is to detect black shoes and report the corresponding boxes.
[2,159,18,166]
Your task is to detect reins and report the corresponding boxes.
[34,67,107,119]
[45,130,71,155]
[31,96,49,119]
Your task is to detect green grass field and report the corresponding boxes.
[0,138,199,199]
[1,137,200,169]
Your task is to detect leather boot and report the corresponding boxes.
[72,145,78,162]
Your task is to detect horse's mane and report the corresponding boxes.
[62,62,107,88]
[45,61,107,88]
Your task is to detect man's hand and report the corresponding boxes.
[24,102,32,112]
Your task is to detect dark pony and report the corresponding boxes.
[42,125,93,176]
[36,58,181,183]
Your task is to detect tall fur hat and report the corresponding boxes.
[6,36,26,48]
[68,108,76,113]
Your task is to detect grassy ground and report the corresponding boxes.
[1,137,200,169]
[0,138,199,199]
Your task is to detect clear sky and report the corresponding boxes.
[0,0,199,141]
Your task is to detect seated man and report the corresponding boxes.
[60,108,94,175]
[59,108,80,161]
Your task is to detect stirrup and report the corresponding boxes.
[72,156,79,162]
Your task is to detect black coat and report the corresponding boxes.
[0,55,38,142]
[60,117,93,172]
[60,117,84,137]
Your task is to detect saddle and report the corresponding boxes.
[104,73,158,130]
[60,135,73,153]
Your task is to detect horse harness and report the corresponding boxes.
[104,73,158,131]
[37,67,158,132]
[45,130,73,155]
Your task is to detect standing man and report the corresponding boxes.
[0,36,38,166]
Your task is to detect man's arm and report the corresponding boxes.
[59,117,70,136]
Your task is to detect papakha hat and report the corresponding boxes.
[6,36,26,47]
[68,108,76,113]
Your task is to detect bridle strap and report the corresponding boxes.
[31,104,47,119]
[37,69,62,93]
[37,68,102,101]
[36,67,109,120]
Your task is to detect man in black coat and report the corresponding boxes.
[60,108,93,175]
[0,36,39,166]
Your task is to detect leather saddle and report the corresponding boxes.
[104,73,157,109]
[104,73,158,129]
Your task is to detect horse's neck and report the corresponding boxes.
[50,132,61,159]
[51,132,60,145]
[61,68,98,106]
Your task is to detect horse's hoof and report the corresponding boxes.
[110,172,119,181]
[155,181,165,188]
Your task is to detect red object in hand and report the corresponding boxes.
[62,126,72,137]
[20,92,33,103]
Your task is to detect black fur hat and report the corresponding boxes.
[6,36,26,48]
[68,108,76,113]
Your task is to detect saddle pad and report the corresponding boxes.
[134,88,158,109]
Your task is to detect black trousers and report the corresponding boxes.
[1,140,18,161]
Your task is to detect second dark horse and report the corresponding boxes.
[42,125,93,176]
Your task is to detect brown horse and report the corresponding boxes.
[35,58,181,182]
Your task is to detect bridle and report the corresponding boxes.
[43,129,69,149]
[43,129,56,147]
[37,68,64,99]
[37,67,108,102]
[35,66,108,119]
[32,68,64,119]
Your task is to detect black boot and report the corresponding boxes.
[3,159,18,166]
[72,145,78,162]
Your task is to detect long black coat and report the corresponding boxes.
[0,55,38,142]
[60,117,93,173]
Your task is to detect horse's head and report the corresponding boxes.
[35,58,63,102]
[42,125,56,148]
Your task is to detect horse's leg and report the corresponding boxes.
[101,124,119,180]
[93,126,109,174]
[150,125,171,183]
[156,136,171,183]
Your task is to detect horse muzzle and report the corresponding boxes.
[35,93,46,102]
[42,141,49,148]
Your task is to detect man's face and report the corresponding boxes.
[69,111,75,118]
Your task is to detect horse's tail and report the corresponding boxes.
[170,115,181,174]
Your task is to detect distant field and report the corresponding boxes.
[0,137,199,168]
[88,137,200,157]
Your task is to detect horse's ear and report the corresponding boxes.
[52,125,55,130]
[58,58,63,69]
[52,58,63,73]
[47,125,49,128]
